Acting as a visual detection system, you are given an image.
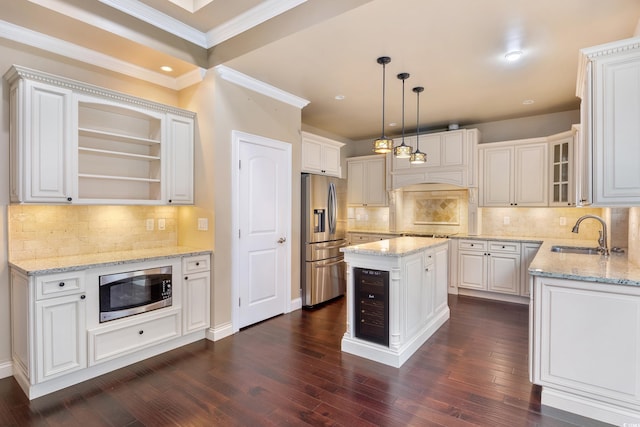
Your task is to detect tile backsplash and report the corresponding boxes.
[8,205,178,261]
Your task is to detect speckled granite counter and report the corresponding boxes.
[341,236,448,257]
[9,246,212,275]
[528,239,640,286]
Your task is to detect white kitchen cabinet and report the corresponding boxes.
[519,242,541,297]
[548,131,575,207]
[11,269,87,386]
[301,131,344,177]
[577,37,640,206]
[389,129,478,189]
[531,276,640,425]
[480,139,548,207]
[8,78,74,203]
[347,155,387,206]
[458,239,521,295]
[166,113,195,204]
[4,65,196,205]
[182,255,211,334]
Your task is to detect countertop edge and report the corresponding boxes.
[342,237,449,257]
[9,247,213,276]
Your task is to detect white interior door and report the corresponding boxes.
[233,131,291,330]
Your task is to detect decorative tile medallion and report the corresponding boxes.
[414,197,460,225]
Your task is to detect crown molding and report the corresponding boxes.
[98,0,207,47]
[215,65,309,109]
[0,20,204,91]
[206,0,308,46]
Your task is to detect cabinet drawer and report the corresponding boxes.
[182,254,210,274]
[489,241,521,253]
[36,272,85,300]
[350,234,373,243]
[458,240,487,251]
[88,308,181,365]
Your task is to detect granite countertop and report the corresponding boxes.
[528,239,640,286]
[341,236,448,257]
[9,246,212,275]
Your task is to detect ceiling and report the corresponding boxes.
[4,0,640,141]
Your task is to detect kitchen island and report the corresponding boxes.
[340,237,449,368]
[528,239,640,425]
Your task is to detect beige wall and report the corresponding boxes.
[178,71,302,329]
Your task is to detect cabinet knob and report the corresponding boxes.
[59,282,65,287]
[139,330,144,335]
[66,197,72,202]
[80,295,86,300]
[195,262,200,266]
[168,199,172,203]
[184,276,188,280]
[425,268,430,272]
[502,245,506,249]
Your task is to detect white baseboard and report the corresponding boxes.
[0,360,13,379]
[289,297,302,312]
[207,322,233,341]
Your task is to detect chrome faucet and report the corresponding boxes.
[571,214,609,256]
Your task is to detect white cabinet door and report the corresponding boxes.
[183,271,210,334]
[404,252,426,339]
[592,48,640,205]
[301,132,343,177]
[481,141,548,207]
[487,252,520,295]
[514,143,548,206]
[166,113,195,205]
[481,146,513,206]
[347,156,387,206]
[15,80,74,203]
[36,294,86,382]
[441,131,465,166]
[433,245,449,315]
[549,135,574,206]
[458,250,486,290]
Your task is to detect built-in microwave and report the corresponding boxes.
[99,266,172,323]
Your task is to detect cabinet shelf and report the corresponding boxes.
[78,147,160,162]
[78,173,161,183]
[79,128,160,146]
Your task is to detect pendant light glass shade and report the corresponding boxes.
[373,57,393,153]
[393,72,412,159]
[410,86,427,164]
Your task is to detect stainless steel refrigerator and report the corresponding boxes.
[301,173,347,307]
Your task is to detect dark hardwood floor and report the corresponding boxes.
[0,295,610,426]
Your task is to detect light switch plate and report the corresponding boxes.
[146,218,154,231]
[158,218,166,230]
[198,218,208,231]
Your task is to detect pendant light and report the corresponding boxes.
[373,56,393,153]
[410,86,427,164]
[393,72,412,158]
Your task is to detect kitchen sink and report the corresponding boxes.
[550,245,601,255]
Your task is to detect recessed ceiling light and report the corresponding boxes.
[160,65,173,72]
[334,95,345,100]
[522,99,535,105]
[505,50,523,62]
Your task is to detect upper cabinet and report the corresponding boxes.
[548,130,575,207]
[577,37,640,206]
[388,128,478,189]
[479,138,548,207]
[347,155,387,206]
[5,65,196,205]
[301,131,344,177]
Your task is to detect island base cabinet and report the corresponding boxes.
[531,277,640,425]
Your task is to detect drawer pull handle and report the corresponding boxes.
[502,245,506,249]
[195,262,200,266]
[59,282,65,287]
[80,295,86,300]
[139,330,144,335]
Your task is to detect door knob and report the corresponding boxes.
[278,237,286,244]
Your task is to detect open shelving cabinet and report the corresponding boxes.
[76,99,165,203]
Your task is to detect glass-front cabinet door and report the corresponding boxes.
[549,136,574,206]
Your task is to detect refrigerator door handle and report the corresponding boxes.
[315,258,344,268]
[328,182,337,234]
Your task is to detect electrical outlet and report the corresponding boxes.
[503,216,510,225]
[559,217,566,226]
[146,218,154,231]
[158,218,166,230]
[197,218,208,231]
